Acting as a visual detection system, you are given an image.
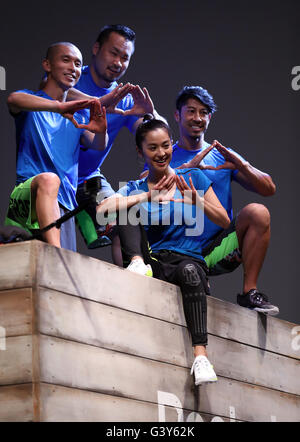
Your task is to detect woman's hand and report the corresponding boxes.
[172,174,203,206]
[149,174,176,203]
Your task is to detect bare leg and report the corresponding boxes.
[194,345,207,357]
[236,203,271,293]
[31,173,61,247]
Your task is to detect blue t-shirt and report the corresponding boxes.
[75,66,139,184]
[169,142,243,247]
[118,168,212,262]
[14,89,87,211]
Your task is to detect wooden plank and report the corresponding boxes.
[39,335,195,408]
[207,296,300,360]
[37,289,299,395]
[38,336,300,421]
[209,335,300,396]
[0,384,33,422]
[0,336,33,385]
[39,383,237,422]
[36,243,186,324]
[0,242,34,289]
[0,289,32,337]
[36,243,300,359]
[38,288,192,367]
[197,376,300,422]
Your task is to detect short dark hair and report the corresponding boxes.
[95,24,136,49]
[176,86,217,114]
[136,114,172,151]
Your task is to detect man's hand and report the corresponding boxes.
[99,83,134,114]
[177,140,217,170]
[73,99,107,134]
[201,140,245,171]
[57,99,92,126]
[122,85,154,117]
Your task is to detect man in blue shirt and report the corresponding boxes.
[5,42,108,251]
[67,25,164,252]
[170,86,278,314]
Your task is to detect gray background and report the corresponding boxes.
[0,0,299,324]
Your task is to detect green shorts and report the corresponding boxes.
[5,175,77,251]
[203,218,242,276]
[5,177,39,233]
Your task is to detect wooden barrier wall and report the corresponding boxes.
[0,241,299,422]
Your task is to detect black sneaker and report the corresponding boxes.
[88,235,112,249]
[237,289,279,316]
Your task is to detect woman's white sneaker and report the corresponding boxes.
[126,260,153,277]
[190,355,218,386]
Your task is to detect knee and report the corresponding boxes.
[238,203,270,231]
[32,173,61,196]
[177,261,209,291]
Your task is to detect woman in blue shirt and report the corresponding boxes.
[97,114,230,385]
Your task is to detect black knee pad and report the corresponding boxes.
[176,260,209,346]
[177,260,210,296]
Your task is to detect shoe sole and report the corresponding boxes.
[127,269,153,277]
[237,303,280,316]
[254,307,279,316]
[195,377,218,386]
[88,237,112,249]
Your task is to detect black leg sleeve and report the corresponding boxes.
[117,223,143,263]
[174,260,210,346]
[116,215,155,268]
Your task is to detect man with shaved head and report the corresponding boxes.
[5,42,108,250]
[45,41,76,60]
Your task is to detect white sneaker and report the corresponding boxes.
[126,259,153,277]
[190,355,218,386]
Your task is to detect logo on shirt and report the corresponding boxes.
[96,185,205,237]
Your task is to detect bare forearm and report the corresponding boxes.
[67,88,96,102]
[195,187,230,229]
[7,92,60,113]
[133,110,168,132]
[237,162,276,196]
[81,123,109,151]
[199,196,230,229]
[153,109,168,125]
[89,132,108,151]
[97,192,149,215]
